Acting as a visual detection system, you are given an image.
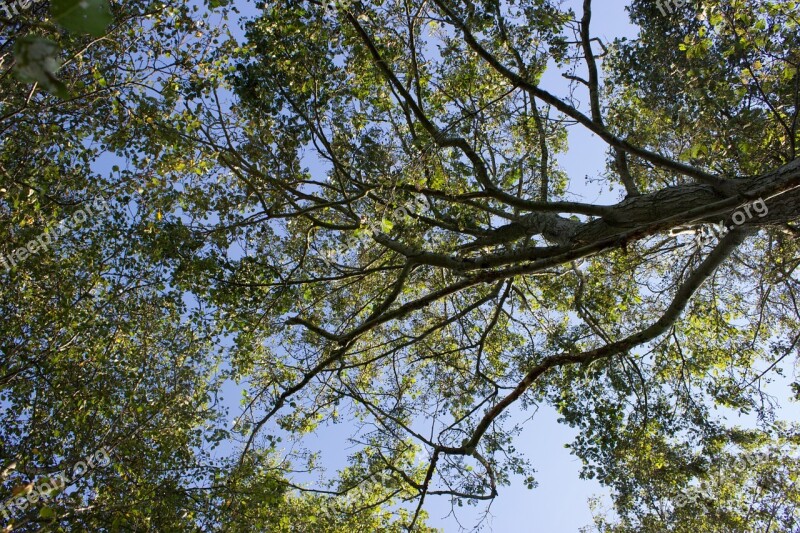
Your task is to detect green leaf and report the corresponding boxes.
[39,506,56,519]
[12,35,69,99]
[50,0,112,37]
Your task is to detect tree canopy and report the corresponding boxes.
[1,0,799,530]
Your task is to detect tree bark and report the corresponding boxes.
[572,157,800,246]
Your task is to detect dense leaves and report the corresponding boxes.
[1,0,799,530]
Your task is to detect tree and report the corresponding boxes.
[1,0,799,530]
[1,0,432,529]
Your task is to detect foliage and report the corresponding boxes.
[1,0,800,530]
